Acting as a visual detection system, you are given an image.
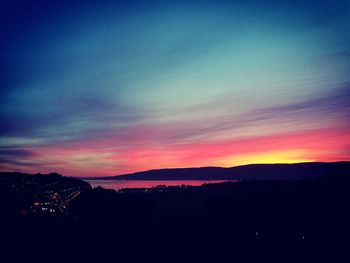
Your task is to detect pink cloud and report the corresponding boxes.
[2,124,349,176]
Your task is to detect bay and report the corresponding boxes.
[84,179,234,191]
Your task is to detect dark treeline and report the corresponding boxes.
[1,171,350,262]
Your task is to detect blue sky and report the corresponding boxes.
[1,0,350,175]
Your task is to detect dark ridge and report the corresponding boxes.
[0,172,91,188]
[87,161,350,181]
[0,172,91,216]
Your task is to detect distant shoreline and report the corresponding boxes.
[79,161,350,181]
[84,179,238,191]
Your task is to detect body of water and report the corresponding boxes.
[85,180,233,190]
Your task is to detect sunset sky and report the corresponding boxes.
[1,0,350,176]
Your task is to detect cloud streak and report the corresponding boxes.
[1,0,350,175]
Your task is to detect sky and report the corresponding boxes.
[0,0,350,176]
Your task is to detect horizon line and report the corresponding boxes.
[3,160,349,178]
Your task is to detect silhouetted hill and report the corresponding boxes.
[94,161,350,181]
[0,172,91,215]
[0,172,91,186]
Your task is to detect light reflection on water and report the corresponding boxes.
[84,180,234,191]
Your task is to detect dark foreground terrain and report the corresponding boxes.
[1,169,350,262]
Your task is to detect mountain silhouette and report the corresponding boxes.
[89,161,350,181]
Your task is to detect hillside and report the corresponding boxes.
[91,162,350,181]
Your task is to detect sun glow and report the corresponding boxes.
[218,150,314,167]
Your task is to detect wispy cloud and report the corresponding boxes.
[1,0,350,175]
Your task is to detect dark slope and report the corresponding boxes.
[97,161,350,181]
[0,172,91,189]
[0,172,91,215]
